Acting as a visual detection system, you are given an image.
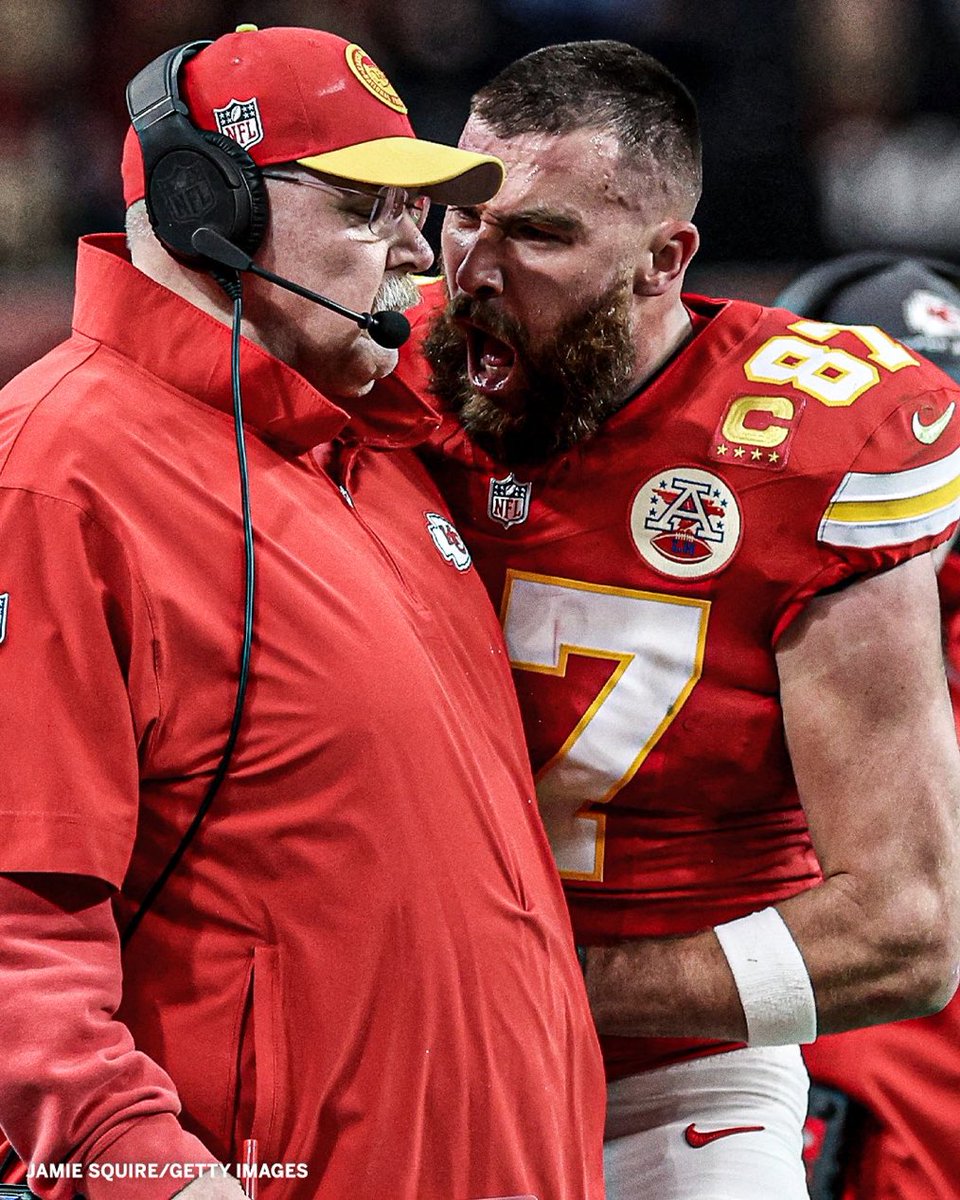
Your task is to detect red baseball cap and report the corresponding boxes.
[122,24,503,207]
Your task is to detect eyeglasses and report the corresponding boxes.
[261,167,430,238]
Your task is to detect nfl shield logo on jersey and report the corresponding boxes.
[487,473,532,529]
[630,467,742,579]
[213,98,264,150]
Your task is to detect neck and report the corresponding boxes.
[131,236,234,318]
[627,298,694,398]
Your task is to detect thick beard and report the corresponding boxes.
[423,277,637,466]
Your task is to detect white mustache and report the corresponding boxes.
[372,272,421,315]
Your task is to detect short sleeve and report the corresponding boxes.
[817,384,960,571]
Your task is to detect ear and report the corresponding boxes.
[634,221,700,297]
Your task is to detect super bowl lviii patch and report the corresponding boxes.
[630,467,741,579]
[344,44,408,114]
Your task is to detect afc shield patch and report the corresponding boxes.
[630,467,742,579]
[213,98,264,150]
[487,473,532,529]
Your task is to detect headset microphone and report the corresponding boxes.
[191,226,411,348]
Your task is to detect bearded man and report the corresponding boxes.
[397,39,960,1200]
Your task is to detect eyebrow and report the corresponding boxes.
[473,204,586,236]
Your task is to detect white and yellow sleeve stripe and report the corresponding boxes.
[819,443,960,549]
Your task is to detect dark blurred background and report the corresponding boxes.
[4,0,960,384]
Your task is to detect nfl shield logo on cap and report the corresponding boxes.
[488,473,532,529]
[213,98,264,150]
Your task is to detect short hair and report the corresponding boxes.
[125,199,152,249]
[471,40,702,211]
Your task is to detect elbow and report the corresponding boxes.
[873,883,960,1019]
[910,920,960,1018]
[898,951,959,1020]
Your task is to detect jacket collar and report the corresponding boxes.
[72,234,440,452]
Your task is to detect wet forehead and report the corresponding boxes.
[458,119,638,220]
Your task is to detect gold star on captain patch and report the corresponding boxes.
[751,449,762,460]
[716,444,728,455]
[733,446,745,458]
[769,451,780,463]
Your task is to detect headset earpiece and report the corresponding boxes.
[126,41,269,266]
[143,127,269,261]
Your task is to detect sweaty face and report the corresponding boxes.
[430,121,654,462]
[424,278,636,464]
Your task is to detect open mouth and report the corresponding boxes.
[464,325,519,397]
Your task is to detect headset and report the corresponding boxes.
[125,39,269,267]
[125,40,410,342]
[775,250,960,318]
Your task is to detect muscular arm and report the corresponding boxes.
[585,553,960,1040]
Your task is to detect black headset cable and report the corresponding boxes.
[122,272,255,947]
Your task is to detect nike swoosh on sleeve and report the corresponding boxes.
[912,401,956,444]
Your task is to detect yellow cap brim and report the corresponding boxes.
[297,136,503,205]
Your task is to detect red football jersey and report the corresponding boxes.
[405,282,960,1076]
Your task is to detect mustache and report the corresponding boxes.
[446,294,527,350]
[372,272,422,315]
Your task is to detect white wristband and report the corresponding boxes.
[713,906,817,1046]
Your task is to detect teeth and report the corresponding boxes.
[466,327,515,393]
[480,334,513,367]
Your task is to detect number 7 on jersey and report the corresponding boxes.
[500,571,711,881]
